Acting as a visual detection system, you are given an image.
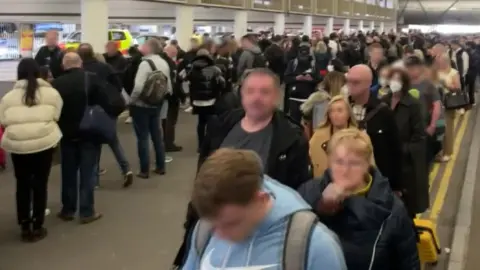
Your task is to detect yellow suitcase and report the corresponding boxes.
[414,219,441,265]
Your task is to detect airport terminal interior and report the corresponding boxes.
[1,0,480,269]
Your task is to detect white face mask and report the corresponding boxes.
[327,65,334,72]
[390,81,403,93]
[379,77,388,87]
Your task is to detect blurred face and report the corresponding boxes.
[369,48,383,63]
[210,192,269,242]
[105,42,117,55]
[328,101,350,128]
[379,68,389,80]
[366,37,373,44]
[241,74,279,120]
[45,32,58,47]
[346,70,370,96]
[329,144,370,192]
[436,57,449,70]
[164,46,177,59]
[407,65,423,80]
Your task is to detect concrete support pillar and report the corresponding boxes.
[326,17,334,35]
[175,6,194,50]
[358,20,364,32]
[303,15,312,36]
[81,0,108,53]
[274,13,285,35]
[234,10,248,41]
[343,18,350,34]
[369,21,375,31]
[379,22,385,33]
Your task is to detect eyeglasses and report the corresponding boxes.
[331,158,365,169]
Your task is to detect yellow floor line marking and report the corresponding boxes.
[430,111,470,222]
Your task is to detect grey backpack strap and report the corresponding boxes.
[145,59,157,71]
[195,220,213,257]
[283,211,318,270]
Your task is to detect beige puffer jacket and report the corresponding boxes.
[0,79,63,154]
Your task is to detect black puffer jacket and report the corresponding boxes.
[187,55,225,103]
[298,168,420,270]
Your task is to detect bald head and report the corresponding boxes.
[346,64,373,97]
[62,52,82,69]
[164,45,178,59]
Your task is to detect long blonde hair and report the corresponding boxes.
[320,71,347,96]
[318,95,357,129]
[315,41,327,54]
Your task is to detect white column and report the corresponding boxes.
[81,0,108,53]
[234,10,248,41]
[303,15,313,36]
[274,13,285,35]
[343,18,350,34]
[369,21,375,31]
[175,6,194,50]
[358,20,364,32]
[326,17,334,35]
[379,22,385,33]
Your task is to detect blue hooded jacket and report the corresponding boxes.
[182,176,347,270]
[297,168,420,270]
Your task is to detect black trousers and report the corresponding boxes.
[164,99,180,147]
[11,148,54,229]
[467,72,476,105]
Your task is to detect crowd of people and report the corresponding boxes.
[0,27,477,269]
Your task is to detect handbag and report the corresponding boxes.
[79,72,116,143]
[443,90,469,110]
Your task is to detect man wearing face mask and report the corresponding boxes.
[284,44,322,122]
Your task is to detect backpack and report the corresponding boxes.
[292,58,316,73]
[194,210,319,269]
[252,53,268,68]
[138,59,169,106]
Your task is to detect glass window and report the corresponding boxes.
[111,31,126,41]
[386,0,393,8]
[69,32,81,42]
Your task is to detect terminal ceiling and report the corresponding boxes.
[400,0,480,24]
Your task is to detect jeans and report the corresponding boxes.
[11,148,54,229]
[197,114,212,150]
[130,105,165,173]
[60,139,100,218]
[97,132,130,176]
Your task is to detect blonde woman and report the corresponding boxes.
[298,128,420,270]
[436,53,461,162]
[301,71,347,138]
[307,96,363,177]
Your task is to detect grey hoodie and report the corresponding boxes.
[237,46,262,79]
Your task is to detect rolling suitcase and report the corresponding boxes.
[414,218,441,265]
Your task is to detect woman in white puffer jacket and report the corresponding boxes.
[0,58,63,242]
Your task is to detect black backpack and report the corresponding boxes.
[252,52,268,68]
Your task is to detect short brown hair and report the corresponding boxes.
[192,149,263,218]
[368,42,383,51]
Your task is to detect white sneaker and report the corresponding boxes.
[165,156,173,163]
[184,106,193,113]
[30,208,50,217]
[125,116,132,124]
